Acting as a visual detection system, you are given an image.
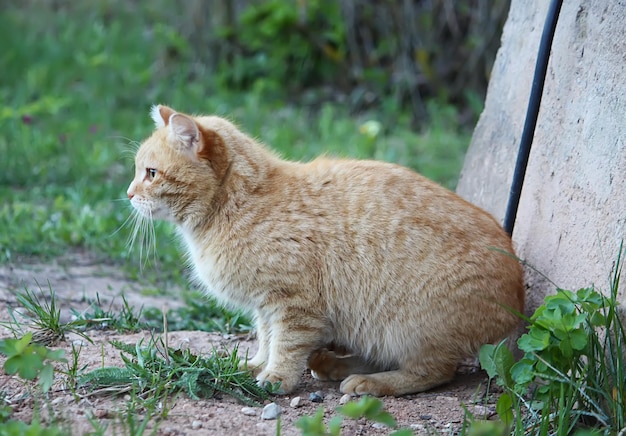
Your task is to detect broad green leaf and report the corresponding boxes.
[368,410,396,427]
[46,348,67,363]
[467,420,509,436]
[327,416,343,436]
[518,329,550,352]
[559,338,574,358]
[390,430,414,436]
[38,363,55,393]
[18,353,46,379]
[14,333,34,354]
[479,341,514,388]
[511,359,534,386]
[478,344,497,379]
[495,392,513,426]
[568,328,589,351]
[3,355,22,376]
[0,334,34,358]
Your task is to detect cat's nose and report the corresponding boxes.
[127,192,134,200]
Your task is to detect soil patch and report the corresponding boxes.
[0,254,498,435]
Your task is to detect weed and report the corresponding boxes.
[70,293,146,333]
[0,418,65,436]
[0,332,66,393]
[475,247,625,434]
[143,291,252,334]
[9,285,65,345]
[78,336,268,407]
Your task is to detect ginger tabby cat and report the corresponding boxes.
[127,105,524,396]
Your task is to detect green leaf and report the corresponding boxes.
[295,408,327,435]
[45,348,67,363]
[0,333,34,358]
[495,392,513,426]
[369,410,396,427]
[518,329,550,352]
[3,355,23,376]
[327,416,343,436]
[479,342,515,388]
[467,420,509,435]
[510,358,534,386]
[390,430,414,436]
[568,328,588,351]
[478,344,497,378]
[38,363,55,393]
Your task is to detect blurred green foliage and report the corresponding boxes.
[0,1,478,275]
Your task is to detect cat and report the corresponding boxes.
[126,104,524,396]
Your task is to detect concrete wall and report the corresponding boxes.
[456,0,626,313]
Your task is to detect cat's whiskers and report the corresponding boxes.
[110,205,135,238]
[126,209,154,270]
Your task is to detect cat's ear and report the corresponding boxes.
[150,104,176,128]
[169,113,200,150]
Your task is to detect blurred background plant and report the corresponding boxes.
[0,0,508,271]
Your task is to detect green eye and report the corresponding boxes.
[147,168,157,179]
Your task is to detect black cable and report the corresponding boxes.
[503,0,563,235]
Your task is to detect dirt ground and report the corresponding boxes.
[0,253,499,435]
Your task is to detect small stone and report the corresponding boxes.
[261,402,282,420]
[241,407,258,416]
[471,405,493,418]
[191,421,202,430]
[93,408,108,419]
[339,394,352,405]
[419,414,432,420]
[51,396,65,406]
[290,396,302,408]
[309,391,323,403]
[372,422,387,429]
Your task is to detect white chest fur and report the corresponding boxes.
[179,228,257,312]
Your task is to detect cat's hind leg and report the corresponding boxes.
[308,348,382,381]
[339,360,457,396]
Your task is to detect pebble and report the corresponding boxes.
[471,405,493,418]
[241,407,258,416]
[372,422,388,429]
[419,414,432,420]
[339,394,352,405]
[261,402,282,420]
[51,397,65,406]
[93,408,108,419]
[309,391,324,403]
[290,396,303,408]
[191,421,202,430]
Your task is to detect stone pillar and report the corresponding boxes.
[456,0,626,312]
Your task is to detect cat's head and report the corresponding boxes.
[127,105,230,226]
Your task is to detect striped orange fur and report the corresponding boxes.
[127,105,524,396]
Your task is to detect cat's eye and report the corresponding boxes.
[146,168,157,180]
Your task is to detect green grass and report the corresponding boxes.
[0,2,471,273]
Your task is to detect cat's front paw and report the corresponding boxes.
[256,369,299,394]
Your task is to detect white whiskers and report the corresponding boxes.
[126,208,158,270]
